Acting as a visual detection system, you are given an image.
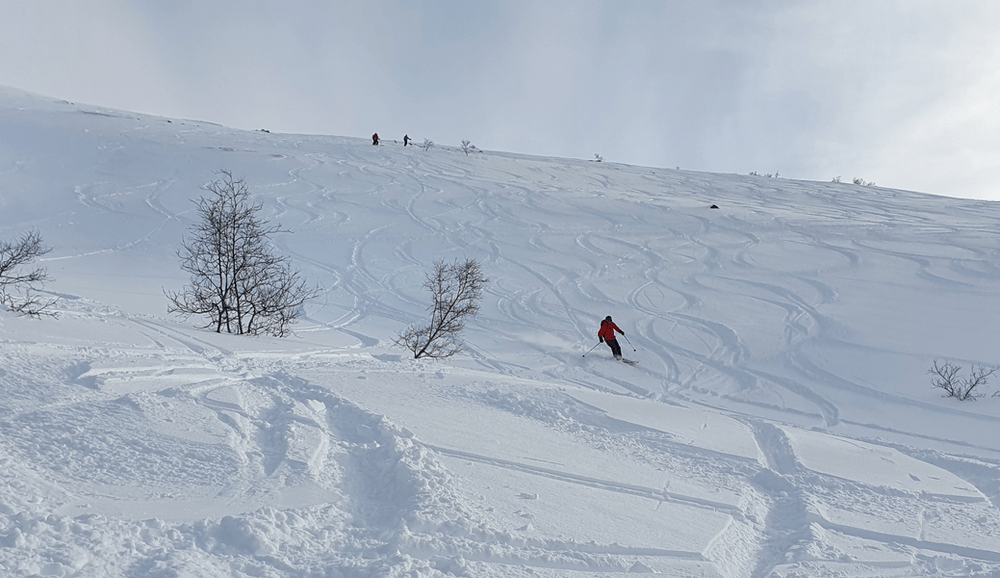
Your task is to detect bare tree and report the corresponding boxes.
[166,171,317,337]
[460,140,477,156]
[421,139,435,152]
[929,360,999,400]
[395,258,488,359]
[0,230,56,317]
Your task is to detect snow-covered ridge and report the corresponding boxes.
[2,85,1000,577]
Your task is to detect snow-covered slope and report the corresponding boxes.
[2,86,1000,577]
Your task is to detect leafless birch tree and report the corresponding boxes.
[395,258,487,359]
[0,230,56,317]
[929,360,999,401]
[166,171,316,337]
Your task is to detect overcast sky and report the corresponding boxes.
[2,1,998,200]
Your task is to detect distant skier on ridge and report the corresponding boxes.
[372,133,379,146]
[403,134,410,146]
[598,316,625,361]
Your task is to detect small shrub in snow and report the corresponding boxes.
[928,360,998,401]
[594,154,603,163]
[460,140,478,156]
[0,229,56,317]
[166,170,317,337]
[853,177,875,186]
[421,139,434,152]
[395,258,488,359]
[831,176,842,183]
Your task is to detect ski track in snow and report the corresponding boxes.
[2,88,1000,576]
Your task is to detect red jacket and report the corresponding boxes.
[598,320,622,342]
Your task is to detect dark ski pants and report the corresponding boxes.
[605,338,622,358]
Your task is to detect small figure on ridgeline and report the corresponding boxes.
[403,134,410,146]
[372,133,379,146]
[598,315,625,361]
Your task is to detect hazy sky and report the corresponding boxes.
[2,1,999,199]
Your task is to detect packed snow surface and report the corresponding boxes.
[2,86,1000,577]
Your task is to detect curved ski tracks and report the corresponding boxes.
[4,117,1000,576]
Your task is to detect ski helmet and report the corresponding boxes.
[605,316,612,322]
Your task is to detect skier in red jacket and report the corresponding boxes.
[598,316,625,361]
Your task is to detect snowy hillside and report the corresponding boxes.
[2,85,1000,577]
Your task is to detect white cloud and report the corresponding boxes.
[0,1,178,115]
[1,1,998,199]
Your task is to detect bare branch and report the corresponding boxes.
[0,229,57,318]
[967,365,999,395]
[929,360,998,401]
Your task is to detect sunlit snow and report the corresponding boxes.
[2,86,1000,577]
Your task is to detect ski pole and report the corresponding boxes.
[583,342,601,357]
[623,334,636,352]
